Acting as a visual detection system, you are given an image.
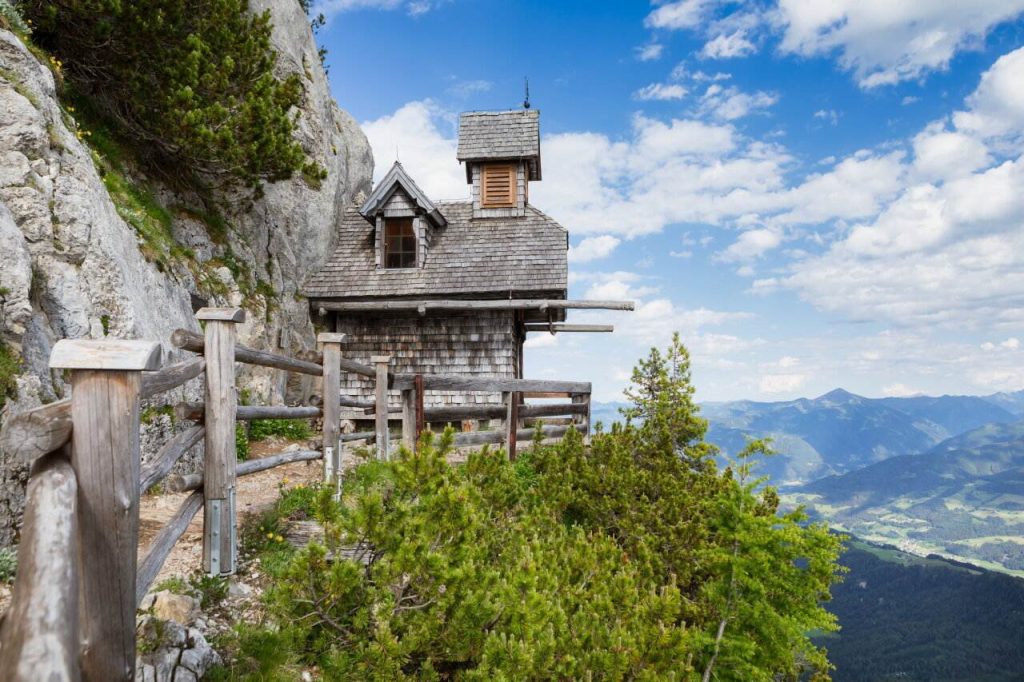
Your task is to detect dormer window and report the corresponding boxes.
[481,164,516,208]
[384,217,416,268]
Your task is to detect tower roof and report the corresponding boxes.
[457,109,541,180]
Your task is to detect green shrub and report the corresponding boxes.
[0,341,21,411]
[189,572,229,609]
[0,546,17,583]
[21,0,321,188]
[220,335,843,680]
[235,423,249,461]
[249,418,312,442]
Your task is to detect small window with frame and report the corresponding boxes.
[383,217,417,268]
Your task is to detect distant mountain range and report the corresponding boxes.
[593,388,1023,486]
[789,420,1024,574]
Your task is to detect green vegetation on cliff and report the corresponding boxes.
[214,336,844,680]
[20,0,321,187]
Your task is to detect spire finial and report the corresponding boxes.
[523,77,530,109]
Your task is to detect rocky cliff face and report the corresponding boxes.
[0,0,373,544]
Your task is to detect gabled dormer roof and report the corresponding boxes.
[359,161,447,228]
[457,110,542,181]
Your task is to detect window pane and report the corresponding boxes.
[383,218,416,268]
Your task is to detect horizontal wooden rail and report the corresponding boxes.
[448,423,585,449]
[0,453,79,681]
[341,431,376,443]
[523,323,614,333]
[174,403,321,422]
[136,491,203,605]
[340,396,375,410]
[166,449,322,493]
[421,402,587,422]
[171,329,323,377]
[318,298,635,313]
[517,424,585,441]
[393,375,592,394]
[0,357,206,464]
[298,349,377,379]
[139,425,205,495]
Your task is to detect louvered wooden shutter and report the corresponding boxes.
[481,164,516,208]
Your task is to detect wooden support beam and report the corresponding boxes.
[414,375,425,441]
[0,452,79,682]
[139,425,204,495]
[316,298,635,313]
[198,308,240,577]
[174,402,319,422]
[171,328,324,377]
[523,324,615,333]
[451,430,506,447]
[1,356,206,464]
[135,491,202,605]
[373,355,391,461]
[516,424,585,442]
[319,334,343,490]
[505,392,519,461]
[166,450,322,493]
[52,340,157,681]
[401,387,417,451]
[409,376,591,394]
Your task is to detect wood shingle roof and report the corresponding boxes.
[457,110,541,180]
[303,201,568,300]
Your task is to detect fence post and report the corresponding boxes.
[50,338,162,682]
[504,391,519,461]
[401,386,417,451]
[318,333,345,494]
[198,307,244,576]
[372,355,391,460]
[573,392,590,438]
[414,374,425,441]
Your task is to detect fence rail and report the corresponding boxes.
[0,307,590,680]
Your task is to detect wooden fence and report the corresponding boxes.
[0,307,590,681]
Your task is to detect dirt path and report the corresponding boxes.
[137,438,326,584]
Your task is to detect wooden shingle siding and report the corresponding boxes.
[334,311,520,407]
[457,110,541,181]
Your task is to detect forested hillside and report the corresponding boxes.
[824,540,1024,682]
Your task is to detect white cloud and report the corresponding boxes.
[314,0,446,18]
[912,123,991,181]
[881,383,922,397]
[701,30,756,59]
[718,228,782,262]
[633,83,688,101]
[699,84,778,120]
[952,46,1024,144]
[982,337,1021,351]
[446,79,492,98]
[773,0,1024,88]
[645,0,710,30]
[814,109,839,126]
[569,235,621,263]
[361,101,466,200]
[635,43,665,62]
[759,373,806,394]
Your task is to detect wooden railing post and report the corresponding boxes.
[504,391,520,461]
[198,307,244,576]
[414,374,425,441]
[318,333,345,493]
[572,392,590,438]
[401,386,417,451]
[372,355,391,460]
[50,338,161,682]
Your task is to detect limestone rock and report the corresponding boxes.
[0,0,373,544]
[150,591,200,626]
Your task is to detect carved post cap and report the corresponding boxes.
[49,339,162,371]
[196,307,246,323]
[317,333,347,344]
[371,355,392,363]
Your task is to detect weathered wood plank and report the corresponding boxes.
[202,318,237,576]
[415,375,591,394]
[419,402,587,422]
[0,452,79,682]
[140,357,205,398]
[171,328,323,377]
[68,369,142,681]
[167,450,322,493]
[374,356,391,461]
[451,429,505,447]
[1,355,208,463]
[139,425,205,495]
[49,338,161,371]
[135,491,203,605]
[318,298,635,313]
[401,388,417,449]
[321,339,343,485]
[505,391,519,461]
[523,324,615,333]
[0,399,71,463]
[195,307,245,323]
[516,424,585,442]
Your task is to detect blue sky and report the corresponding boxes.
[312,0,1024,402]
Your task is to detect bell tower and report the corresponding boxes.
[456,109,541,218]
